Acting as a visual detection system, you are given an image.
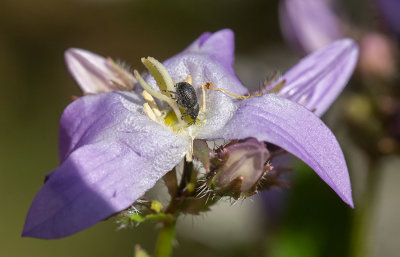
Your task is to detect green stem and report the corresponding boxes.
[154,221,176,257]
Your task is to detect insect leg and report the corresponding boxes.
[161,90,177,99]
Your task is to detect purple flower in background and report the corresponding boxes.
[22,29,358,239]
[279,0,343,55]
[374,0,400,37]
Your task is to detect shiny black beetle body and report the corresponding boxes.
[169,82,199,124]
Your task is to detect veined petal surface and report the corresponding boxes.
[58,92,182,161]
[278,39,358,116]
[23,93,188,238]
[213,94,353,207]
[182,29,235,74]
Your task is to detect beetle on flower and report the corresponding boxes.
[22,29,358,239]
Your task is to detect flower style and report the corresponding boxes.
[22,29,358,239]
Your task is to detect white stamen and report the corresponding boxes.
[147,57,175,91]
[141,57,175,93]
[134,70,184,124]
[142,90,162,117]
[201,83,207,112]
[185,75,192,84]
[185,136,195,162]
[143,103,160,124]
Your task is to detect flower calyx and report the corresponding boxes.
[206,139,272,199]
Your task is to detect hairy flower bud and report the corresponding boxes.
[207,139,270,198]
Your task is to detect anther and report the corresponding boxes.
[201,83,208,112]
[143,103,160,124]
[142,90,162,117]
[134,69,183,124]
[185,75,192,85]
[266,79,286,94]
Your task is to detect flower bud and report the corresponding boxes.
[207,139,270,198]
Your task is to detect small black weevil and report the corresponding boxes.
[166,82,200,124]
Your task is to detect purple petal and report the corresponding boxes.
[182,29,235,74]
[213,94,353,207]
[65,48,135,94]
[149,29,248,95]
[152,53,247,97]
[23,93,188,238]
[279,0,343,54]
[58,92,176,162]
[278,39,359,116]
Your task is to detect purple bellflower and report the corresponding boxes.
[22,29,358,239]
[279,0,343,55]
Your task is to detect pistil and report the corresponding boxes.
[133,58,184,125]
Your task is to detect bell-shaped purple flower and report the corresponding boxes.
[22,29,358,239]
[279,0,343,55]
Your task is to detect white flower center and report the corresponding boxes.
[133,57,209,161]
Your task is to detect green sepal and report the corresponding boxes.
[120,212,174,225]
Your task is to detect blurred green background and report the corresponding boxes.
[1,0,399,257]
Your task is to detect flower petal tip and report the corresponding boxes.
[279,37,359,116]
[340,190,354,208]
[214,94,354,207]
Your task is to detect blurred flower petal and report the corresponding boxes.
[279,0,343,54]
[65,48,135,94]
[375,0,400,37]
